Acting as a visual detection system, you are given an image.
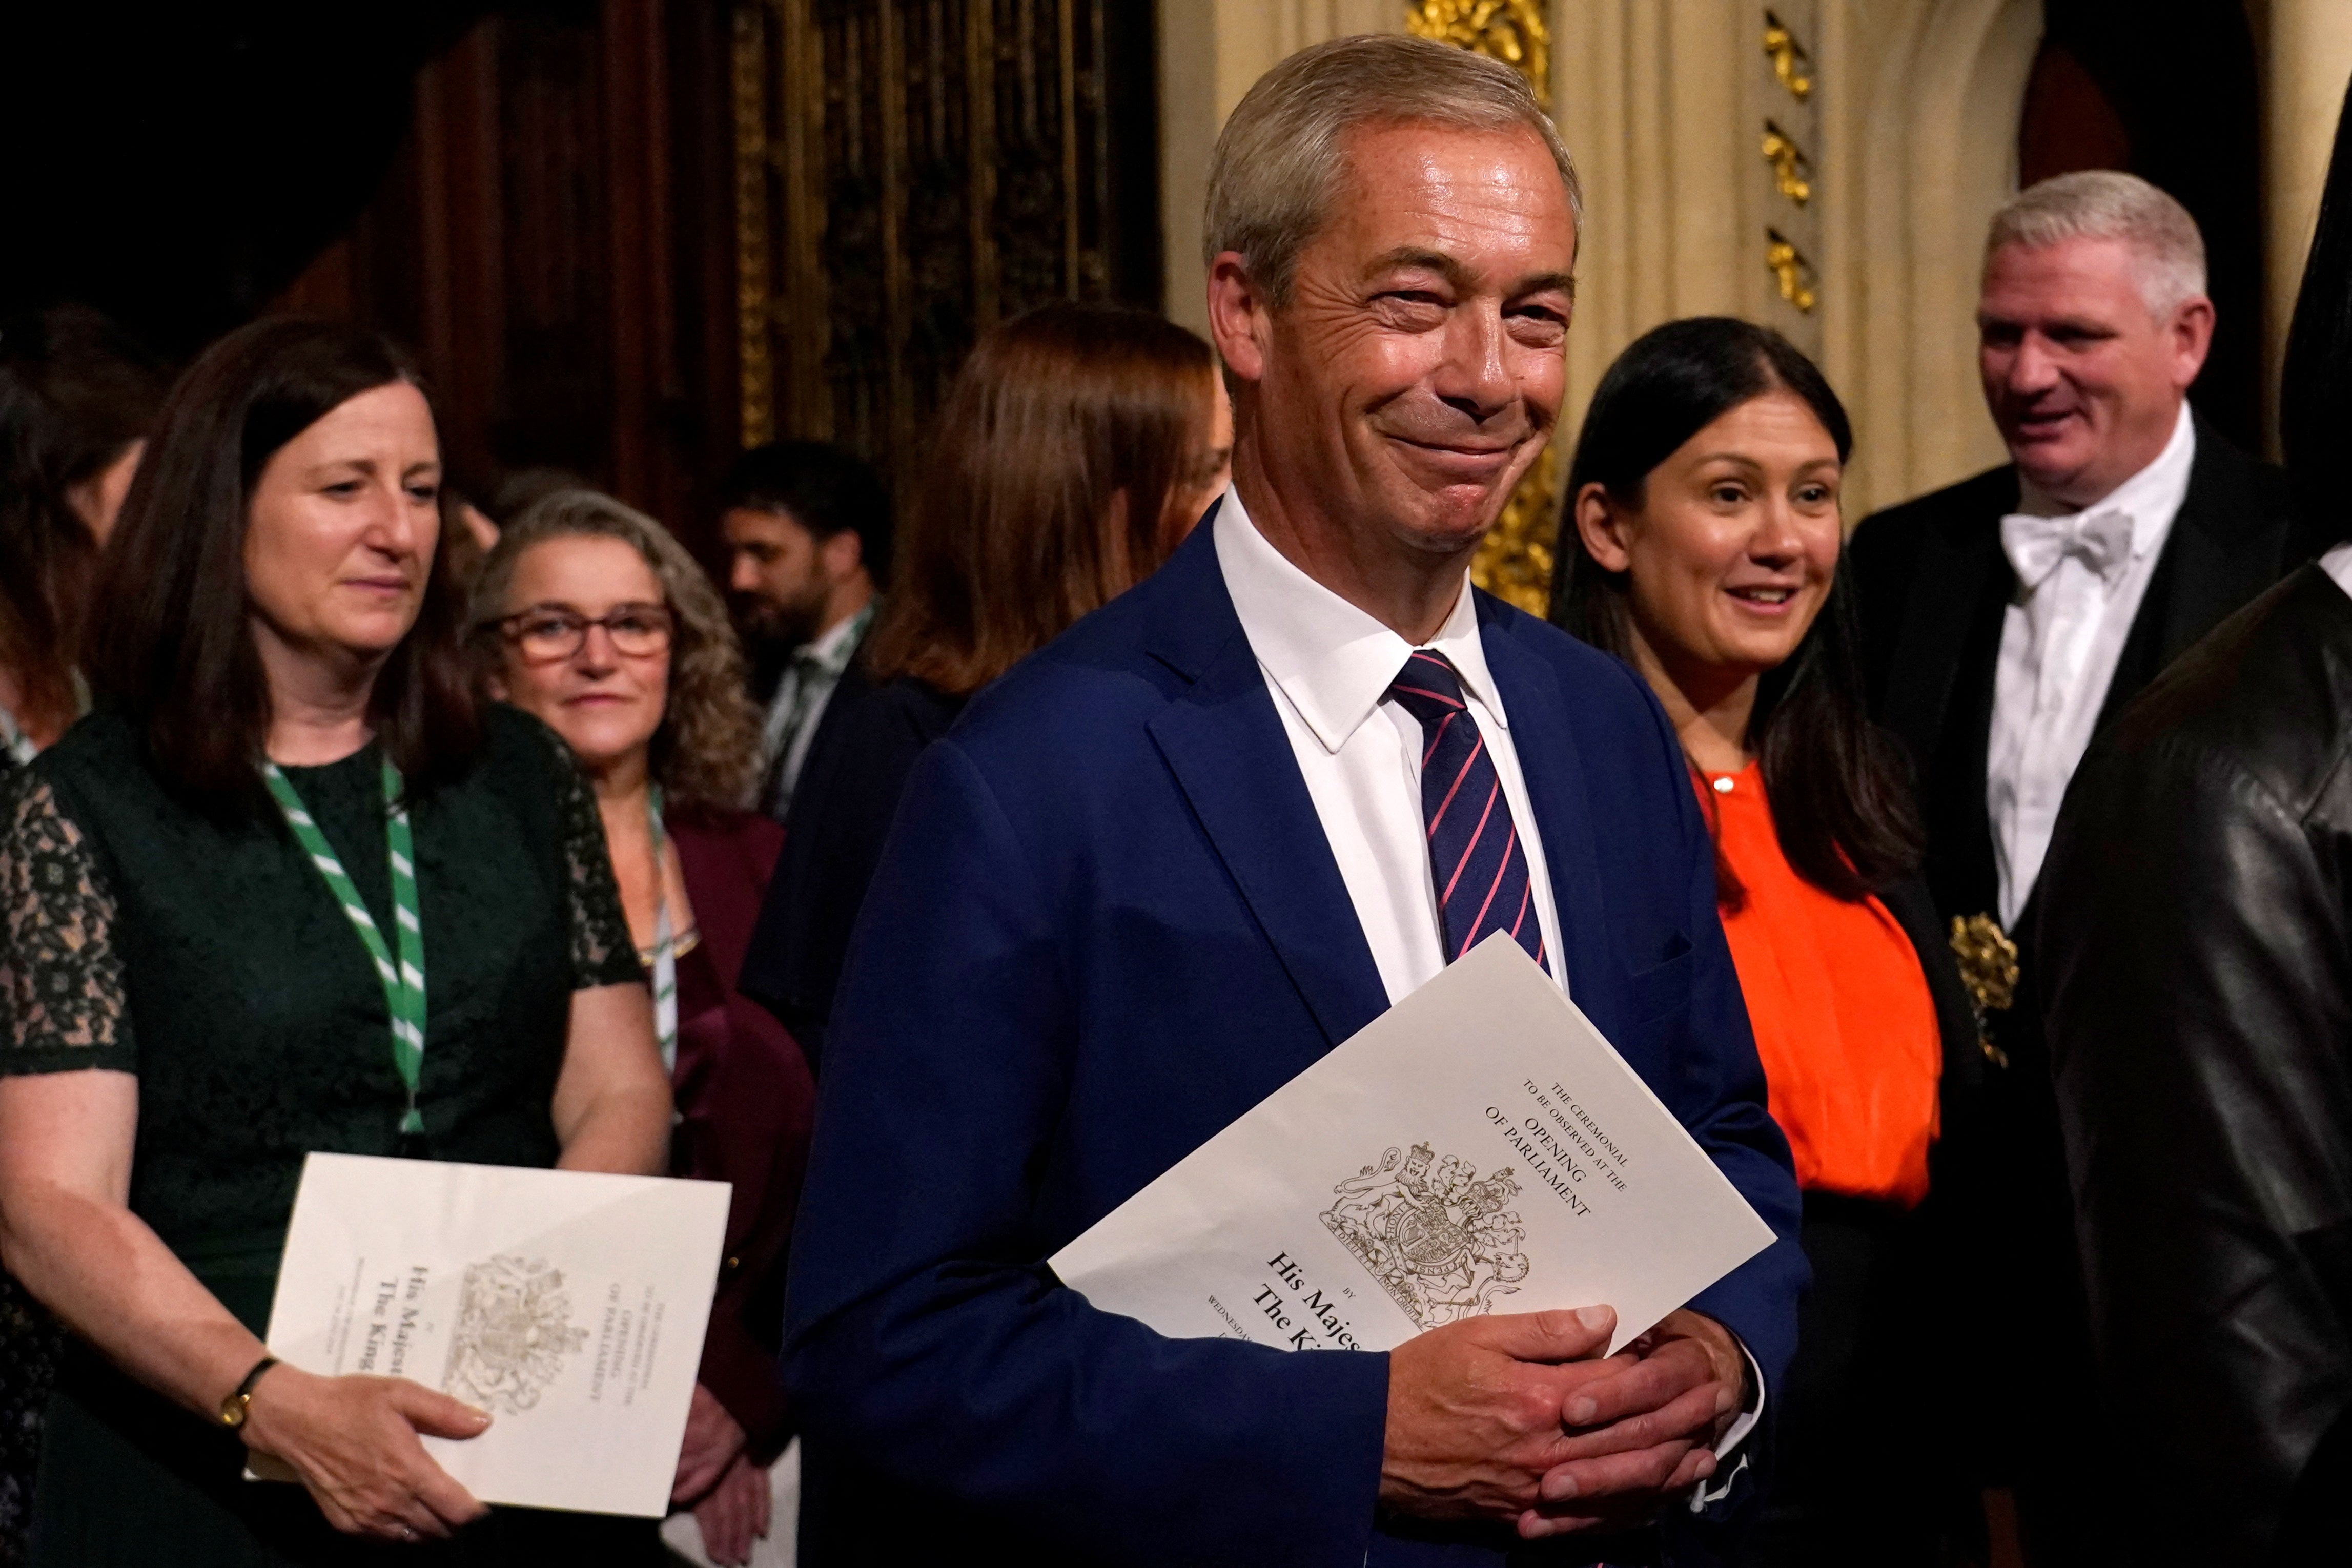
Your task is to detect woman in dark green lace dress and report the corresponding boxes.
[0,320,673,1565]
[0,304,166,1568]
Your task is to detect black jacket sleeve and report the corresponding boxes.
[739,678,959,1070]
[2039,729,2352,1564]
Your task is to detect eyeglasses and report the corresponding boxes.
[496,604,676,663]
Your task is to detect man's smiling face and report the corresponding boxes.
[1977,234,2211,510]
[1249,120,1578,563]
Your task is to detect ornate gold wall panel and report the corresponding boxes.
[731,0,1122,464]
[1765,228,1818,313]
[1406,0,1551,97]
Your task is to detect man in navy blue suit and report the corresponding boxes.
[783,33,1806,1566]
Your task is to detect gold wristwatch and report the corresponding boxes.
[219,1355,280,1429]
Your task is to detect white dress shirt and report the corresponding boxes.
[1987,403,2196,926]
[1214,496,1763,1484]
[2321,542,2352,600]
[1213,495,1565,1004]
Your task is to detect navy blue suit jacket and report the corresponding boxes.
[782,514,1805,1565]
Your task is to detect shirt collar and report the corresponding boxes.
[803,600,873,670]
[1213,491,1505,755]
[2013,401,2197,561]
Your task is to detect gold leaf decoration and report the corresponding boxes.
[1763,9,1813,101]
[731,4,775,448]
[1761,120,1812,206]
[1406,0,1551,99]
[1765,228,1818,313]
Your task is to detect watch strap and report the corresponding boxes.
[220,1354,280,1428]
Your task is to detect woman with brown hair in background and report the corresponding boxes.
[472,489,813,1568]
[740,301,1229,1071]
[0,306,165,767]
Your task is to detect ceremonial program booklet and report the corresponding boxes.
[1051,934,1776,1357]
[254,1154,731,1517]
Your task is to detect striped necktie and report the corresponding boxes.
[759,646,831,817]
[1386,649,1548,975]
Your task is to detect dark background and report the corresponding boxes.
[2018,0,2265,450]
[0,1,1164,551]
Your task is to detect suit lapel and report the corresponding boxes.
[773,648,872,828]
[1881,482,2015,773]
[2094,421,2292,731]
[1477,613,1598,989]
[1885,498,2013,921]
[1141,527,1389,1053]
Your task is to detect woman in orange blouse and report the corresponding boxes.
[1553,319,1979,1567]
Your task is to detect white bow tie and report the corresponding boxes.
[2000,508,2135,592]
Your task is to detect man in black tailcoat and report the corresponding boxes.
[1847,169,2296,1564]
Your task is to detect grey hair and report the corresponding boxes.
[1986,170,2208,318]
[1204,33,1582,307]
[469,488,762,811]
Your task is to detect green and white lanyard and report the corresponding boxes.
[646,787,679,1074]
[264,757,428,1135]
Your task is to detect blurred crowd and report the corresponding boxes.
[3,28,2351,1568]
[0,292,1229,1568]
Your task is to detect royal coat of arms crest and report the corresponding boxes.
[441,1254,590,1414]
[1320,1143,1530,1330]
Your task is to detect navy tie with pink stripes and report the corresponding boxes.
[1385,649,1549,975]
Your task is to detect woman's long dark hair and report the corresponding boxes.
[0,307,166,740]
[84,319,480,815]
[1549,317,1919,906]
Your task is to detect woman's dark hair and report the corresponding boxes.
[2283,73,2352,542]
[84,318,481,814]
[864,301,1216,696]
[0,306,167,739]
[1549,316,1918,906]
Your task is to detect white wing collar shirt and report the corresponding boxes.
[1988,402,2196,927]
[1214,494,1766,1484]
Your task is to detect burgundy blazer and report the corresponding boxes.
[666,806,814,1458]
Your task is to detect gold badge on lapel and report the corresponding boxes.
[1949,913,2019,1068]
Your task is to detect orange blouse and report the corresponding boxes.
[1698,762,1941,1208]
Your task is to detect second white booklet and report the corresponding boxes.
[1051,934,1777,1357]
[259,1155,731,1516]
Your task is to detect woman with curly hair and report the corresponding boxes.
[472,491,814,1568]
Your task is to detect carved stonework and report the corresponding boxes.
[731,0,1128,466]
[1407,0,1557,616]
